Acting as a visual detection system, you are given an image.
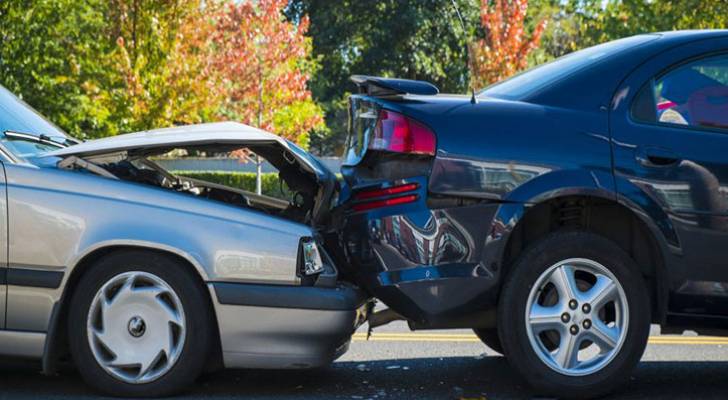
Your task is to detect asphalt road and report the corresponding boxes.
[2,323,728,399]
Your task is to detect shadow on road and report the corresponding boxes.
[1,357,727,399]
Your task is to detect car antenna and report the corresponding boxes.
[449,0,478,104]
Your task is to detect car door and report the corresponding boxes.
[611,36,728,317]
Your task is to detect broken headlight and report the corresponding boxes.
[301,239,324,276]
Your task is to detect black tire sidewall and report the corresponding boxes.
[68,250,213,398]
[473,328,503,354]
[498,231,650,399]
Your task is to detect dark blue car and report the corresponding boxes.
[332,30,728,398]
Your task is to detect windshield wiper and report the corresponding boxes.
[4,130,72,147]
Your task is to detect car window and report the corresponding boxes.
[479,34,659,100]
[633,54,728,131]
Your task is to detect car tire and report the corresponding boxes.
[473,328,503,354]
[497,230,650,399]
[68,250,214,397]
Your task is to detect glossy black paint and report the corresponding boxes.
[339,31,728,331]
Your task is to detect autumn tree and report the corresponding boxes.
[0,0,114,138]
[104,0,223,136]
[286,0,479,155]
[211,0,323,147]
[469,0,547,88]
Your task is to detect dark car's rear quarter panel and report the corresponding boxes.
[339,93,617,327]
[340,174,506,326]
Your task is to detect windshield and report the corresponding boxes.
[0,135,63,159]
[0,85,68,139]
[479,34,660,100]
[0,130,72,162]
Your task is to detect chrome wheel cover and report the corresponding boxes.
[87,271,186,384]
[525,258,629,376]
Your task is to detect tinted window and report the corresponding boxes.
[634,54,728,131]
[479,34,659,100]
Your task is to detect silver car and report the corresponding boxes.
[0,85,368,397]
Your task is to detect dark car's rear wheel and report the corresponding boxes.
[68,250,213,397]
[473,328,503,354]
[498,231,650,399]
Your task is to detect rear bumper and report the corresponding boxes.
[209,282,368,369]
[340,178,511,327]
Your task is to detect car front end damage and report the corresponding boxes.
[39,122,371,369]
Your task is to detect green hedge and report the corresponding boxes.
[172,171,289,199]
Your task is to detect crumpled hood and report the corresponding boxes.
[46,121,283,158]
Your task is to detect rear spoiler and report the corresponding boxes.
[350,75,439,97]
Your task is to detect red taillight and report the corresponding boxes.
[351,182,420,212]
[354,183,419,201]
[351,194,418,212]
[370,110,435,155]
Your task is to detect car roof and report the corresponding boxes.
[523,30,728,109]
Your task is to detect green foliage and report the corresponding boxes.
[2,0,727,153]
[0,0,116,138]
[172,171,290,199]
[286,0,482,155]
[0,0,322,145]
[537,0,728,58]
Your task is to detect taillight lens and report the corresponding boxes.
[353,183,419,201]
[370,110,435,155]
[351,194,418,212]
[351,182,420,212]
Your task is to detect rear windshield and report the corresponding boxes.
[479,34,659,100]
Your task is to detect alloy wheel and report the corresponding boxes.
[525,258,629,376]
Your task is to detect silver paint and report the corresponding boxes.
[0,122,361,373]
[0,331,46,358]
[525,258,629,377]
[209,284,360,369]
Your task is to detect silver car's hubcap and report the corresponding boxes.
[525,258,628,376]
[87,271,186,384]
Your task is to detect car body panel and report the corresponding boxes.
[0,86,364,372]
[610,35,728,320]
[340,31,728,330]
[209,281,366,368]
[3,161,313,331]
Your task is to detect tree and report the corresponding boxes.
[211,0,323,147]
[286,0,480,155]
[0,0,115,138]
[469,0,547,88]
[545,1,728,57]
[103,0,222,136]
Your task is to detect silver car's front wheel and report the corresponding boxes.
[69,250,213,397]
[87,271,187,384]
[525,258,628,376]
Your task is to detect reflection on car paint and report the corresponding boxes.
[430,155,551,199]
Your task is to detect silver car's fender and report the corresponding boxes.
[5,162,311,333]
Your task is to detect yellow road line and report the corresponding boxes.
[351,332,728,345]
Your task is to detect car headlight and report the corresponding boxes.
[301,239,324,276]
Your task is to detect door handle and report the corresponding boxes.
[635,146,681,167]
